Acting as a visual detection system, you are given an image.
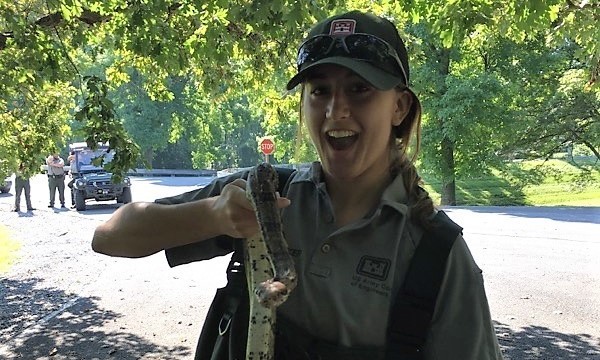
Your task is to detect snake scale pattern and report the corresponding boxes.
[244,162,297,360]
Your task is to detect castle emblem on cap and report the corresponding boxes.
[329,19,356,35]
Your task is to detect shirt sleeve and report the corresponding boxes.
[424,235,504,360]
[157,170,250,268]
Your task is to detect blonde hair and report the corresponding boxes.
[388,90,436,228]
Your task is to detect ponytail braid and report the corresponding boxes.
[390,89,436,228]
[391,147,436,228]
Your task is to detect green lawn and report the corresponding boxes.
[423,158,600,206]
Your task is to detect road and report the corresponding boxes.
[0,174,599,360]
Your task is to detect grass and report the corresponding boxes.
[422,158,600,206]
[0,225,20,274]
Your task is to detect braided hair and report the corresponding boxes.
[390,89,436,228]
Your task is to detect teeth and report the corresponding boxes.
[327,130,356,138]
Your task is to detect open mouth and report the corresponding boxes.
[326,130,358,151]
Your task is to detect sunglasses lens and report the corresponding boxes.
[297,36,334,67]
[296,34,406,83]
[346,35,405,81]
[346,35,389,63]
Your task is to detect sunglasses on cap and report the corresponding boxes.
[296,33,408,85]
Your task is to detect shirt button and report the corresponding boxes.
[321,244,331,253]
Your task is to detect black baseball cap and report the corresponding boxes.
[286,11,410,91]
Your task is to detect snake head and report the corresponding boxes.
[249,162,278,196]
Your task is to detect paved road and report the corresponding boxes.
[0,174,599,359]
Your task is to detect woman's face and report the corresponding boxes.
[302,64,410,182]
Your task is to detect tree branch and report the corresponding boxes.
[0,8,110,50]
[565,0,600,11]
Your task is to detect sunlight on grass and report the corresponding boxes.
[0,225,20,273]
[422,158,600,206]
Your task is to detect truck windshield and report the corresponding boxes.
[76,149,114,171]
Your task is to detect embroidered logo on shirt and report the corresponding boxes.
[356,255,390,281]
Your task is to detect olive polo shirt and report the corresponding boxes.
[160,162,503,360]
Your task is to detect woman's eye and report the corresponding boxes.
[351,82,372,93]
[309,85,328,96]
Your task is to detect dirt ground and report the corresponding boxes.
[1,175,599,359]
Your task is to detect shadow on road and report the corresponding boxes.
[496,321,600,359]
[0,277,192,359]
[3,279,599,359]
[65,203,122,217]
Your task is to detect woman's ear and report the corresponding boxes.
[393,90,413,127]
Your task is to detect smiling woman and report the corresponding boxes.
[91,10,504,360]
[0,225,20,274]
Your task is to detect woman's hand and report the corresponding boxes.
[212,179,291,239]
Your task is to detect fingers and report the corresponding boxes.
[216,179,292,239]
[229,180,291,209]
[227,179,255,211]
[216,180,259,238]
[276,193,291,208]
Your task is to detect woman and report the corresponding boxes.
[92,10,503,360]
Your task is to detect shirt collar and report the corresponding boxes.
[382,172,409,205]
[291,161,410,210]
[288,161,323,186]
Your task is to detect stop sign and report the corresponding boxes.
[260,138,275,155]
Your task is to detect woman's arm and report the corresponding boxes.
[92,179,255,258]
[92,197,221,258]
[91,178,290,259]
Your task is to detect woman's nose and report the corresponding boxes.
[326,90,350,121]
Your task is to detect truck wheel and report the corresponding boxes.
[75,190,86,211]
[119,187,132,204]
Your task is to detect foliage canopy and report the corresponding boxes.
[1,0,598,204]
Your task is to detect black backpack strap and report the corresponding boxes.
[194,239,247,360]
[386,211,463,360]
[274,166,296,195]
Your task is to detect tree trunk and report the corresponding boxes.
[436,47,457,206]
[440,136,456,205]
[144,147,154,167]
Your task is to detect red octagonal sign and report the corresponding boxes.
[260,138,275,155]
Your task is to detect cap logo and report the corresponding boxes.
[329,19,356,36]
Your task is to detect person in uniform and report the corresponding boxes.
[91,11,503,360]
[13,163,35,212]
[46,152,66,208]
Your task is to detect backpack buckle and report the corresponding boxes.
[218,313,232,336]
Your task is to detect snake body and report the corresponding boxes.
[244,163,297,360]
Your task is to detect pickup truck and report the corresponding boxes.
[41,143,132,211]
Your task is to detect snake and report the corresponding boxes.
[244,162,297,360]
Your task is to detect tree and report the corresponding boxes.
[1,0,598,193]
[186,93,265,169]
[113,72,191,166]
[0,81,74,178]
[0,0,334,178]
[484,35,599,162]
[398,0,599,204]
